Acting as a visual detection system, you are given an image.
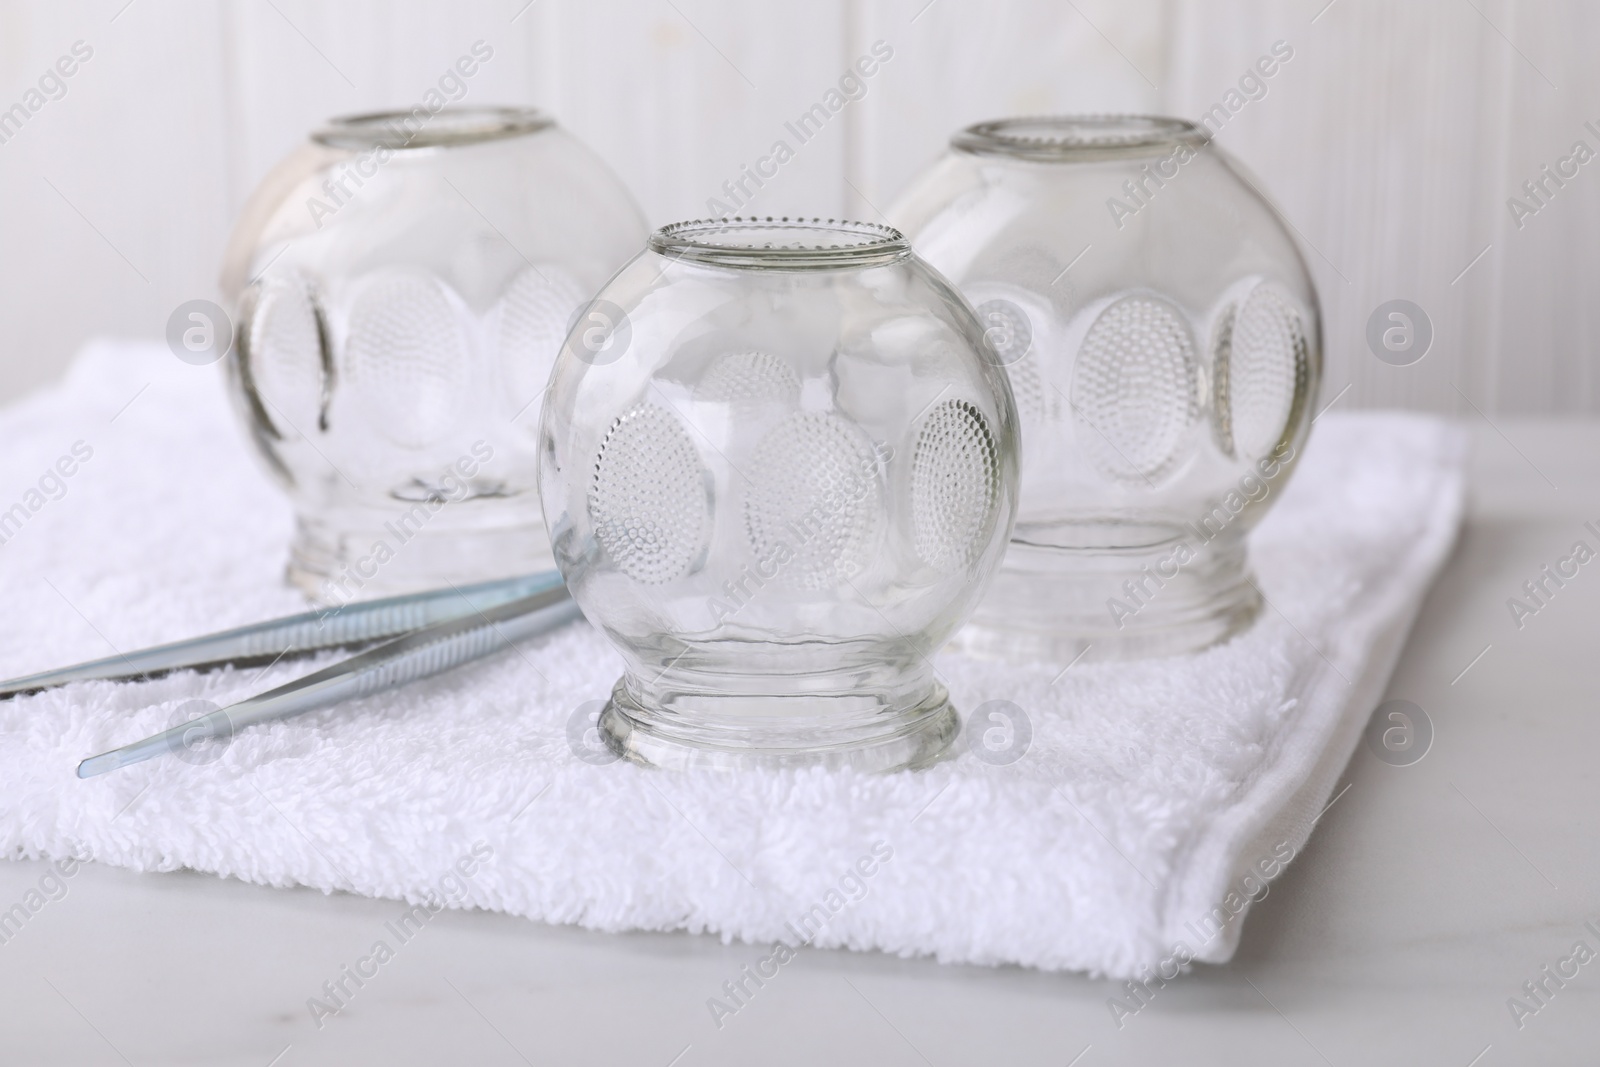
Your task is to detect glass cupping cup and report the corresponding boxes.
[539,218,1020,771]
[221,107,647,604]
[892,116,1321,661]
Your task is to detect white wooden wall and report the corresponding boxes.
[0,0,1595,413]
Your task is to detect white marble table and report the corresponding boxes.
[2,419,1597,1066]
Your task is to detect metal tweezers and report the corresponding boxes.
[0,571,577,778]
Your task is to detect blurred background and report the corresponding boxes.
[0,0,1594,413]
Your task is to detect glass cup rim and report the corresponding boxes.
[649,217,912,271]
[311,106,555,151]
[952,114,1209,161]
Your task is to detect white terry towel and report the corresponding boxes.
[0,342,1465,978]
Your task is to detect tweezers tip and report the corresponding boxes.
[76,754,113,779]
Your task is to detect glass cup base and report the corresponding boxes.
[952,527,1262,662]
[598,665,959,772]
[287,512,554,605]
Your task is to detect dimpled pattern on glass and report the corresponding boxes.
[1214,283,1307,462]
[744,410,883,590]
[344,272,471,450]
[971,287,1059,447]
[589,403,711,585]
[1070,294,1198,484]
[246,274,324,435]
[496,265,586,415]
[911,399,1001,572]
[694,350,802,414]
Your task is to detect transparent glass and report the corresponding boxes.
[892,116,1322,661]
[539,218,1020,771]
[220,107,647,604]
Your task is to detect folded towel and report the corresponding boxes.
[0,342,1465,978]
